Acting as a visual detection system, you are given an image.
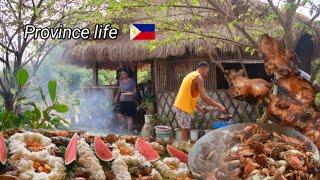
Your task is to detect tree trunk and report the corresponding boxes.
[3,92,14,111]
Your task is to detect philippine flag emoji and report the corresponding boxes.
[130,24,155,40]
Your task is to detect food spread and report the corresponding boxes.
[0,128,192,180]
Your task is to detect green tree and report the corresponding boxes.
[105,0,319,77]
[0,0,107,111]
[98,70,117,85]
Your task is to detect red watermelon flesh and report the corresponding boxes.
[64,133,78,165]
[94,136,114,162]
[0,133,7,165]
[167,145,188,164]
[135,138,160,162]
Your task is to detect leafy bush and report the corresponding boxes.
[0,68,70,130]
[138,68,151,84]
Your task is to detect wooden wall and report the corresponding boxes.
[153,57,217,93]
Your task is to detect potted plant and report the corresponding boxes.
[151,114,172,143]
[138,93,155,115]
[138,93,155,130]
[190,112,205,142]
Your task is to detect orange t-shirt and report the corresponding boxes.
[174,71,200,114]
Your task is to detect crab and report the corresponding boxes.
[262,142,273,155]
[280,150,307,172]
[239,155,260,178]
[304,151,320,172]
[243,124,263,136]
[234,145,255,157]
[194,124,320,179]
[255,154,277,168]
[249,168,272,178]
[247,140,266,155]
[284,170,310,179]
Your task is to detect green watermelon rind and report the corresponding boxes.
[0,133,6,165]
[167,145,188,164]
[64,133,78,165]
[135,138,160,162]
[94,136,114,162]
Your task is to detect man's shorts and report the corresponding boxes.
[174,107,193,129]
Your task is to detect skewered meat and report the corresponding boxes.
[267,95,310,131]
[276,75,315,106]
[259,34,298,76]
[226,69,271,102]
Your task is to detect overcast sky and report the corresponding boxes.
[261,0,320,20]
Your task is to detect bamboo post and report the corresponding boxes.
[151,61,158,114]
[92,61,99,86]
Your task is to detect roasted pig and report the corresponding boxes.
[259,34,298,77]
[267,95,311,131]
[276,75,315,106]
[226,69,271,103]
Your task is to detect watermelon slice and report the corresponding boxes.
[0,133,7,165]
[135,138,160,162]
[167,145,188,164]
[64,133,78,165]
[94,136,114,162]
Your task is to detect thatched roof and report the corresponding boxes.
[62,0,320,69]
[63,32,250,68]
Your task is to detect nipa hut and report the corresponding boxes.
[63,1,320,123]
[63,32,268,122]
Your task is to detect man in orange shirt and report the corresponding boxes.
[174,61,226,141]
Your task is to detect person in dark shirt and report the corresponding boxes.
[115,69,137,132]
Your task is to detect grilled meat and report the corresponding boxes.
[267,95,310,131]
[276,75,315,106]
[226,69,271,103]
[259,34,298,77]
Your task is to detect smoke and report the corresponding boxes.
[31,45,117,134]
